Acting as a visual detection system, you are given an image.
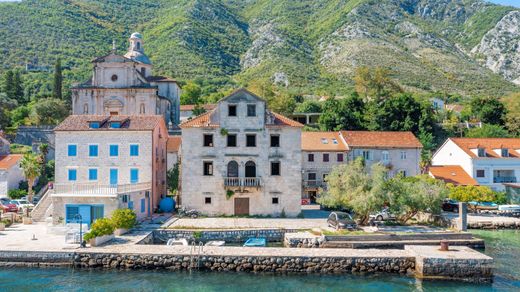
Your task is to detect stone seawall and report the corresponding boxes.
[468,221,520,230]
[73,252,415,274]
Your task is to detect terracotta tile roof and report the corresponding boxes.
[167,136,181,152]
[0,154,22,170]
[340,131,423,148]
[269,112,304,128]
[179,111,218,128]
[54,115,164,131]
[180,104,216,111]
[450,138,520,158]
[429,165,478,186]
[301,132,348,151]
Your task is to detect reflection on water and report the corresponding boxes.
[0,230,518,291]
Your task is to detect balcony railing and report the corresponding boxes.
[224,177,261,189]
[53,182,152,195]
[304,180,324,188]
[493,177,517,183]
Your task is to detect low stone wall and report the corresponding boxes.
[73,252,415,274]
[467,221,520,230]
[141,229,299,244]
[0,251,73,266]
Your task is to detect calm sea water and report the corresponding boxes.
[0,230,518,291]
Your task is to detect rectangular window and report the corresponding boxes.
[399,170,407,177]
[203,161,213,176]
[246,134,256,147]
[308,154,314,162]
[478,148,486,157]
[130,144,139,156]
[203,134,214,147]
[110,122,121,128]
[89,145,98,157]
[308,173,316,181]
[122,195,129,203]
[109,145,119,157]
[363,150,371,160]
[68,145,77,157]
[270,135,280,147]
[88,168,98,181]
[68,169,77,181]
[476,169,485,178]
[227,134,237,147]
[130,168,139,184]
[141,198,146,213]
[501,148,509,157]
[247,104,256,117]
[89,122,100,129]
[205,197,212,204]
[110,168,118,185]
[228,104,237,117]
[337,153,344,162]
[272,197,279,205]
[382,151,390,162]
[323,153,329,162]
[400,151,407,160]
[271,162,281,176]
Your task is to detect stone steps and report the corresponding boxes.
[31,189,52,222]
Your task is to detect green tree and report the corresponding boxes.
[503,93,520,136]
[267,91,297,114]
[52,58,63,100]
[447,184,504,203]
[167,163,180,194]
[10,105,31,127]
[30,98,69,125]
[295,99,322,113]
[0,93,17,129]
[469,96,506,125]
[180,81,202,105]
[12,70,24,103]
[466,124,510,138]
[20,153,42,203]
[192,104,206,116]
[318,94,365,131]
[318,158,388,224]
[354,66,402,100]
[2,70,14,98]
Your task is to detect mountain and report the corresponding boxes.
[0,0,519,97]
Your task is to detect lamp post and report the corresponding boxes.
[73,214,84,247]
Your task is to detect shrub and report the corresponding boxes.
[1,219,12,227]
[8,189,28,199]
[111,208,137,230]
[83,218,115,241]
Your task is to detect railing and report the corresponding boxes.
[494,176,517,183]
[224,177,261,188]
[53,182,152,195]
[304,180,323,187]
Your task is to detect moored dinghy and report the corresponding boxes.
[243,237,267,247]
[205,241,226,246]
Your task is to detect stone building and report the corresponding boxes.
[166,136,181,171]
[301,132,348,204]
[51,115,168,225]
[180,89,303,217]
[71,33,181,129]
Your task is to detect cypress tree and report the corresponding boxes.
[3,70,14,98]
[53,58,63,100]
[12,70,24,103]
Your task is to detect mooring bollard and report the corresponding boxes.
[440,240,449,251]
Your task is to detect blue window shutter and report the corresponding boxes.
[110,169,118,185]
[128,201,134,210]
[89,145,98,157]
[68,169,77,181]
[130,169,139,184]
[68,145,77,157]
[130,145,139,156]
[109,145,119,157]
[141,198,145,213]
[65,205,79,223]
[88,169,98,181]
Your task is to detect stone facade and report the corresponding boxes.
[348,147,422,177]
[180,89,303,217]
[71,33,181,128]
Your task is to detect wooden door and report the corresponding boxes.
[234,198,249,216]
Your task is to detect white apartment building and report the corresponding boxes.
[432,138,520,192]
[52,115,168,225]
[180,89,303,217]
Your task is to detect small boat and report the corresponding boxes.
[166,238,189,246]
[498,205,520,212]
[205,240,226,247]
[243,237,267,247]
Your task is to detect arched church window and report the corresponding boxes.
[140,103,146,114]
[141,67,146,76]
[111,74,118,82]
[83,103,88,114]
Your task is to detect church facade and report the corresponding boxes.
[71,33,181,128]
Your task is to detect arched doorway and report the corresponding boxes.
[245,161,256,178]
[227,161,239,177]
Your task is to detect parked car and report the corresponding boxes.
[327,212,357,230]
[369,208,396,221]
[442,199,459,213]
[0,200,18,213]
[11,199,34,213]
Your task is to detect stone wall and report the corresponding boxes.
[140,229,299,244]
[73,252,415,274]
[14,126,55,160]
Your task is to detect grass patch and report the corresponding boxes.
[321,229,372,236]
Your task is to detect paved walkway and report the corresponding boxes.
[166,217,329,230]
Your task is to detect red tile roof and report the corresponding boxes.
[340,131,422,148]
[269,112,304,128]
[167,136,181,152]
[429,165,478,186]
[301,132,348,151]
[450,138,520,158]
[179,110,303,128]
[0,154,22,170]
[54,115,164,131]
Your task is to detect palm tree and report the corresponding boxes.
[20,153,42,203]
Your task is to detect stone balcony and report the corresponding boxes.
[224,177,261,190]
[52,182,152,196]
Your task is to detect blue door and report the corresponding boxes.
[110,169,118,186]
[79,206,91,225]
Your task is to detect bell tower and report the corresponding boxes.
[129,32,144,53]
